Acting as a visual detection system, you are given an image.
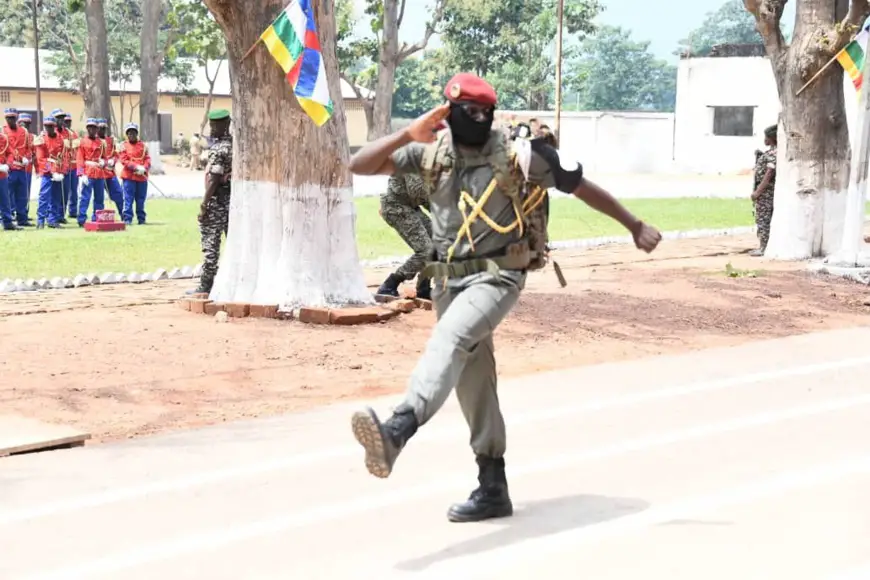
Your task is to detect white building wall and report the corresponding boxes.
[673,55,857,174]
[504,110,676,174]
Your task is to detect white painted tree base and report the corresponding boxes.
[807,262,870,285]
[208,180,373,309]
[146,141,164,175]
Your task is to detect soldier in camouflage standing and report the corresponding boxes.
[376,173,433,300]
[189,109,232,295]
[750,124,777,257]
[348,73,662,523]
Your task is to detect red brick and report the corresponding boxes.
[298,307,331,324]
[225,303,250,318]
[390,299,417,313]
[376,309,400,323]
[329,307,384,326]
[414,298,433,311]
[189,299,211,314]
[204,302,226,316]
[188,292,209,300]
[249,304,280,319]
[177,299,191,311]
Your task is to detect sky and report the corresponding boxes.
[353,0,798,63]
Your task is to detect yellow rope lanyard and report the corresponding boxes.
[445,156,547,264]
[124,140,146,164]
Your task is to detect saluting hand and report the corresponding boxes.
[406,104,450,144]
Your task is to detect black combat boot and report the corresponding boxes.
[351,404,418,478]
[376,273,403,297]
[447,455,513,523]
[415,277,432,301]
[186,275,213,296]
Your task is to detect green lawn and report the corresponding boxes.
[0,196,759,279]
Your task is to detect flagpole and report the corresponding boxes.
[553,0,564,143]
[796,25,868,97]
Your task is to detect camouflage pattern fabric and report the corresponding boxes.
[201,134,233,285]
[380,174,433,281]
[200,188,230,283]
[753,146,776,251]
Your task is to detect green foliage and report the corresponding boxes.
[391,56,442,118]
[675,0,763,56]
[568,25,677,112]
[172,0,226,64]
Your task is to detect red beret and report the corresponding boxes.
[444,73,497,106]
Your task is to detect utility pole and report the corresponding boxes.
[31,0,43,133]
[553,0,564,144]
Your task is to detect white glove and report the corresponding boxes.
[0,164,8,173]
[52,172,64,182]
[22,157,30,166]
[108,159,115,168]
[135,165,146,175]
[98,159,105,168]
[80,176,89,186]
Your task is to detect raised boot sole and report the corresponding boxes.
[351,409,393,479]
[446,501,513,523]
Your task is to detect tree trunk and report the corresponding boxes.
[747,0,869,260]
[140,0,164,174]
[766,59,851,259]
[368,0,400,140]
[202,0,371,309]
[199,59,224,134]
[83,0,111,121]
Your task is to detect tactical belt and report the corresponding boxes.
[421,243,537,280]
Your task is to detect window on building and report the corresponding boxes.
[710,106,755,137]
[173,96,206,109]
[0,91,10,103]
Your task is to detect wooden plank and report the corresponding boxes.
[0,416,91,458]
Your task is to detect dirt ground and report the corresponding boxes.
[2,233,869,443]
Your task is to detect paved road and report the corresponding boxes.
[1,326,869,579]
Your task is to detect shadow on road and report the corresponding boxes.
[394,493,649,572]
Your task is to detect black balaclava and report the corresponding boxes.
[448,102,494,148]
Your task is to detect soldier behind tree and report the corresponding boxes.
[376,173,433,300]
[189,109,232,295]
[750,124,777,256]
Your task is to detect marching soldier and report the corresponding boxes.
[3,108,32,226]
[0,128,18,231]
[118,123,151,225]
[17,113,35,222]
[188,109,232,295]
[97,119,124,215]
[347,73,662,523]
[34,116,66,229]
[75,118,106,226]
[376,174,433,300]
[50,109,72,223]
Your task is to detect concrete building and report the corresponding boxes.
[0,46,371,151]
[672,44,857,174]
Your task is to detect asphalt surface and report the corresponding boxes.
[1,326,868,580]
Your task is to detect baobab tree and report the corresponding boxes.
[745,0,870,259]
[201,0,372,309]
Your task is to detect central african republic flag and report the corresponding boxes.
[260,0,334,126]
[836,24,870,95]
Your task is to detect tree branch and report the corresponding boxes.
[397,0,407,28]
[396,0,446,61]
[743,0,787,57]
[831,0,870,54]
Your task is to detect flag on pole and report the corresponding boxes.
[836,24,870,93]
[259,0,334,126]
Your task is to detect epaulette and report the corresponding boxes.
[72,139,80,148]
[32,137,43,146]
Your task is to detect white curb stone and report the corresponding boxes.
[127,272,141,283]
[180,266,194,278]
[153,268,168,281]
[37,278,51,290]
[167,267,184,280]
[72,275,90,288]
[49,277,65,290]
[139,273,152,283]
[114,273,127,283]
[24,279,39,291]
[192,263,203,277]
[86,273,100,285]
[61,278,72,288]
[0,278,12,293]
[99,272,116,284]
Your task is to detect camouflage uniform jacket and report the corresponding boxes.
[753,146,776,199]
[207,134,233,191]
[382,174,429,211]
